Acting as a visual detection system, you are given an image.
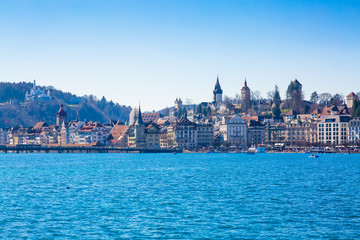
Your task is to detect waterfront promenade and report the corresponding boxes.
[0,145,181,154]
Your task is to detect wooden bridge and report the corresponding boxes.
[0,145,182,154]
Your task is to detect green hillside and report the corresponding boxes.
[0,82,131,128]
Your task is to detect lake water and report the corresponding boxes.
[0,153,360,239]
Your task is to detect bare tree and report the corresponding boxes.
[185,98,193,105]
[235,93,241,104]
[251,90,262,101]
[319,93,332,106]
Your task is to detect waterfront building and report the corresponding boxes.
[25,122,48,145]
[247,120,266,146]
[348,117,360,144]
[166,125,176,148]
[77,122,111,145]
[25,80,51,102]
[0,128,8,144]
[65,121,85,144]
[197,123,214,147]
[241,79,251,112]
[213,76,223,103]
[145,123,161,148]
[219,115,247,147]
[265,122,287,146]
[108,124,130,147]
[285,120,317,146]
[128,106,146,148]
[159,127,169,148]
[173,115,197,149]
[317,115,351,145]
[7,127,26,145]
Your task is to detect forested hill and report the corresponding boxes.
[0,82,131,128]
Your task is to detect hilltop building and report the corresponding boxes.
[213,76,223,103]
[25,80,51,101]
[241,79,251,112]
[175,98,183,109]
[347,92,359,109]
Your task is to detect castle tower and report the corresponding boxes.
[347,92,359,109]
[213,76,223,102]
[241,79,251,112]
[175,98,183,109]
[56,103,67,125]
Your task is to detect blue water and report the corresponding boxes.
[0,153,360,239]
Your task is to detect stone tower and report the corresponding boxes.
[347,92,359,109]
[241,79,251,112]
[175,98,183,109]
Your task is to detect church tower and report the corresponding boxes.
[213,76,223,103]
[241,79,251,112]
[134,105,146,148]
[56,103,67,125]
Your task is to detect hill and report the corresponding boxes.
[0,82,131,128]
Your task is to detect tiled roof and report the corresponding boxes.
[142,112,161,123]
[176,116,196,126]
[109,125,129,140]
[33,122,48,130]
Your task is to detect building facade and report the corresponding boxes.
[317,115,351,145]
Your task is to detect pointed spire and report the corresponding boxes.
[135,104,144,125]
[213,75,223,94]
[244,78,247,87]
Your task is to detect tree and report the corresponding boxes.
[271,85,281,118]
[234,93,241,104]
[273,85,281,106]
[272,105,281,118]
[310,91,319,103]
[331,93,344,106]
[319,93,332,106]
[251,90,262,101]
[185,98,193,105]
[352,99,360,118]
[267,91,274,100]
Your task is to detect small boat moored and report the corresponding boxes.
[308,154,319,158]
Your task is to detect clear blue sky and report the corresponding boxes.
[1,0,359,111]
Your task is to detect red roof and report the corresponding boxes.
[109,125,129,140]
[347,92,357,97]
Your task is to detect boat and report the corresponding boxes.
[247,145,257,154]
[256,145,266,153]
[308,154,319,158]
